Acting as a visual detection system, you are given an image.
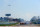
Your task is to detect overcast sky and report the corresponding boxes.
[0,0,40,21]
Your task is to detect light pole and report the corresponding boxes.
[5,14,11,22]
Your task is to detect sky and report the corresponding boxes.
[0,0,40,21]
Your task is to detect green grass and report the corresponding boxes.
[0,23,19,26]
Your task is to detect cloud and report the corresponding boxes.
[24,13,33,21]
[24,13,40,21]
[26,13,33,18]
